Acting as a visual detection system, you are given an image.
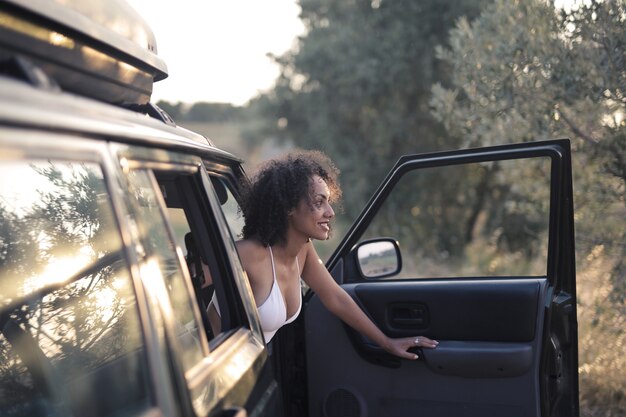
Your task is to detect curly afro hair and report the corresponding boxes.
[240,150,342,246]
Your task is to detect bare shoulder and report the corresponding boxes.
[235,238,262,254]
[235,239,269,278]
[300,241,336,294]
[301,241,324,269]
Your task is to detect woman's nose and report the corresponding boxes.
[326,203,335,218]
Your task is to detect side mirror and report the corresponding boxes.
[355,238,402,279]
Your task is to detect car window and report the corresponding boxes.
[0,160,153,417]
[210,176,245,240]
[155,167,248,341]
[124,169,206,371]
[165,207,215,325]
[360,157,551,278]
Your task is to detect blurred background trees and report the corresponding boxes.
[161,1,624,414]
[430,0,624,275]
[249,0,492,221]
[428,3,625,412]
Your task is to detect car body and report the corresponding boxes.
[0,1,579,416]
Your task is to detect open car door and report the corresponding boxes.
[305,139,578,417]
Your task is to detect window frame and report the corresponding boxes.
[329,141,567,286]
[357,156,553,280]
[199,162,265,345]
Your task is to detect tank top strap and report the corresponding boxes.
[269,246,301,278]
[296,255,300,276]
[268,246,277,281]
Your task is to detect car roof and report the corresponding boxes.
[0,76,241,164]
[0,0,242,163]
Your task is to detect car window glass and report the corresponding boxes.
[165,205,219,341]
[212,176,244,240]
[167,207,190,251]
[154,169,242,343]
[124,169,205,371]
[360,157,551,278]
[0,160,153,417]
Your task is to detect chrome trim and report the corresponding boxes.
[115,144,206,167]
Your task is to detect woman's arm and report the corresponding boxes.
[300,243,437,359]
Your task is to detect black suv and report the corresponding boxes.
[0,1,579,416]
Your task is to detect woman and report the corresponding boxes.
[210,150,437,359]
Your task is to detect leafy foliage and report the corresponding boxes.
[251,0,492,220]
[157,100,243,123]
[429,0,625,288]
[429,0,625,413]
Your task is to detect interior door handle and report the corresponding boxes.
[389,303,429,329]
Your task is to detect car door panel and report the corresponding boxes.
[354,279,541,342]
[306,290,542,417]
[306,279,547,417]
[305,140,578,417]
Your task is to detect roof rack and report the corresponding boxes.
[0,0,168,106]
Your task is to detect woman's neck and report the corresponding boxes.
[272,232,309,259]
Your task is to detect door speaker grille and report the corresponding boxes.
[323,388,363,417]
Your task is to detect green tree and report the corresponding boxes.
[429,1,625,414]
[0,204,41,281]
[430,0,625,288]
[186,102,242,122]
[156,100,184,120]
[253,0,492,222]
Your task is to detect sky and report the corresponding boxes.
[126,1,305,106]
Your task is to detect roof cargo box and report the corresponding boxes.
[0,0,168,105]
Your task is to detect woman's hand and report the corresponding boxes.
[385,335,439,360]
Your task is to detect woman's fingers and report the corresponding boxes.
[414,336,439,349]
[387,336,439,360]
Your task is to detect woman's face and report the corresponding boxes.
[289,175,335,241]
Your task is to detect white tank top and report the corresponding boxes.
[257,247,302,342]
[210,246,302,343]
